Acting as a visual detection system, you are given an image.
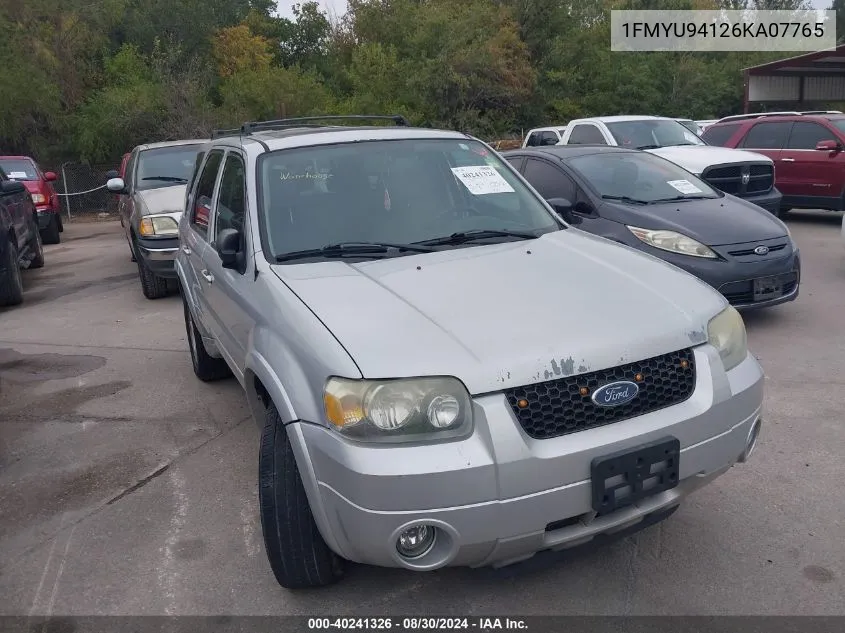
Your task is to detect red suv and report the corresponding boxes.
[702,113,845,215]
[0,155,63,243]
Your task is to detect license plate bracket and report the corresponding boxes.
[590,437,680,515]
[752,275,784,302]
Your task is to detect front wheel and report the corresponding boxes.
[41,214,61,244]
[135,241,169,299]
[27,225,45,269]
[259,401,345,589]
[0,238,24,307]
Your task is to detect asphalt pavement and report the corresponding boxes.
[1,213,843,615]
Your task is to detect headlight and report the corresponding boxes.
[31,193,46,204]
[627,226,717,259]
[139,215,179,237]
[707,306,748,371]
[323,377,473,443]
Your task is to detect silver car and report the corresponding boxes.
[107,139,206,299]
[176,116,765,589]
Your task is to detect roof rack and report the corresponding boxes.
[210,128,242,139]
[210,115,410,140]
[716,110,843,124]
[799,110,843,115]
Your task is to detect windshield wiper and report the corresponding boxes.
[635,144,662,150]
[650,195,715,203]
[415,229,538,247]
[601,195,649,205]
[275,241,436,262]
[141,176,188,182]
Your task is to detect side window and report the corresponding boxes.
[124,151,138,190]
[701,123,741,147]
[741,121,792,150]
[214,153,246,241]
[568,125,606,145]
[785,122,837,150]
[526,132,542,147]
[523,158,576,200]
[190,150,224,239]
[505,156,524,171]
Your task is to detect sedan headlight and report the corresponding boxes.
[139,215,179,237]
[707,306,748,371]
[31,193,46,204]
[627,226,717,259]
[323,377,473,443]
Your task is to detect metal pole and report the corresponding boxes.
[61,162,72,221]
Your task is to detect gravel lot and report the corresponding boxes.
[1,213,843,616]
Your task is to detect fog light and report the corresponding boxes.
[396,524,436,559]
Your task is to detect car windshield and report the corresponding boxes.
[566,151,720,203]
[0,159,38,181]
[258,138,562,260]
[136,145,203,191]
[677,120,704,137]
[605,120,706,150]
[830,119,845,134]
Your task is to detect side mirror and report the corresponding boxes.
[44,171,58,182]
[105,169,119,180]
[216,228,242,269]
[1,180,26,194]
[106,177,126,194]
[815,139,841,152]
[546,197,575,223]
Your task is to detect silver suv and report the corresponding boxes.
[176,116,765,589]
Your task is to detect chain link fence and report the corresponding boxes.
[54,162,119,219]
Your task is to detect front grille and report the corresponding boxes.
[504,349,696,440]
[728,243,787,257]
[702,163,773,197]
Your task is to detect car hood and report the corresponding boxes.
[21,180,44,194]
[645,146,773,175]
[599,195,788,246]
[271,230,727,394]
[136,185,187,217]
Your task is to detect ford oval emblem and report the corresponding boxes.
[591,381,640,407]
[754,245,769,256]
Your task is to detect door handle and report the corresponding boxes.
[781,158,795,162]
[200,270,214,284]
[181,246,191,255]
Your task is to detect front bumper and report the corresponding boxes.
[737,187,782,215]
[288,345,764,570]
[35,208,59,229]
[136,236,179,278]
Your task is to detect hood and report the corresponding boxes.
[646,145,773,175]
[22,180,43,194]
[599,195,788,246]
[136,185,187,217]
[272,231,727,394]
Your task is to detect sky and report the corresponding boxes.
[274,0,832,21]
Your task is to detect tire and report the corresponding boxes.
[27,223,45,269]
[135,241,169,299]
[57,214,64,233]
[182,295,231,381]
[0,237,24,307]
[259,401,344,589]
[41,214,61,245]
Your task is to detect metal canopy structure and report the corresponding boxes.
[742,44,845,112]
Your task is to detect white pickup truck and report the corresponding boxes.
[558,115,782,215]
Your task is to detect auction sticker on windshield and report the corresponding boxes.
[667,179,703,195]
[8,172,28,179]
[451,166,515,195]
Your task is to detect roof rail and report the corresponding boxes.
[210,128,242,139]
[239,114,410,135]
[717,111,802,123]
[799,110,843,115]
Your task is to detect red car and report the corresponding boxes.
[0,155,63,243]
[702,112,845,215]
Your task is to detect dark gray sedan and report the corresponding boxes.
[107,139,206,299]
[503,145,800,310]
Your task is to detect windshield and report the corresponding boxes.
[566,151,720,203]
[258,138,561,260]
[605,120,706,150]
[830,119,845,135]
[0,159,38,181]
[136,145,204,191]
[677,120,704,137]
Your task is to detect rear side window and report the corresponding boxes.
[785,122,838,149]
[526,132,542,147]
[523,158,575,200]
[540,131,559,145]
[741,121,792,150]
[190,150,224,239]
[568,125,606,145]
[702,123,741,147]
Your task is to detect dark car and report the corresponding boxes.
[0,155,63,243]
[503,145,800,310]
[0,166,45,307]
[702,112,845,214]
